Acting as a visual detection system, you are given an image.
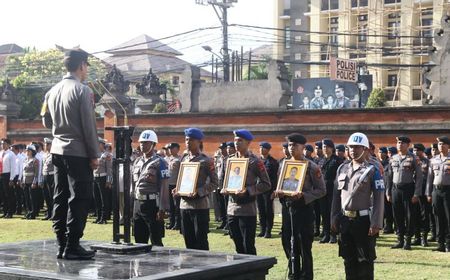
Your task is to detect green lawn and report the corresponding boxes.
[0,214,449,280]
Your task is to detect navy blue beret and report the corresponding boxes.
[396,135,411,144]
[184,128,204,140]
[305,144,314,152]
[336,144,345,152]
[226,141,235,148]
[314,141,322,149]
[388,146,398,154]
[413,143,425,151]
[259,141,272,149]
[424,147,432,156]
[282,142,288,148]
[233,129,254,141]
[378,146,388,154]
[286,133,307,145]
[219,142,227,149]
[322,139,334,148]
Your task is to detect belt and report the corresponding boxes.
[342,209,370,218]
[43,171,55,175]
[135,193,158,201]
[23,173,35,176]
[435,185,450,190]
[94,173,107,178]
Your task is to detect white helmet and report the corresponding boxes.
[347,132,369,148]
[139,130,158,143]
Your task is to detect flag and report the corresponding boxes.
[167,99,182,113]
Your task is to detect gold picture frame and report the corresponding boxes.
[176,162,200,196]
[276,159,308,196]
[223,158,249,194]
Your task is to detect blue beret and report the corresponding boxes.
[413,143,425,151]
[259,141,271,149]
[184,128,204,140]
[226,141,235,148]
[315,141,323,149]
[336,144,345,152]
[437,136,450,145]
[396,135,411,143]
[305,144,314,152]
[387,146,398,154]
[233,129,254,141]
[424,147,432,156]
[282,142,288,148]
[322,139,334,148]
[378,146,388,154]
[219,142,227,149]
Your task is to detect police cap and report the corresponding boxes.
[64,49,90,66]
[259,141,272,150]
[424,147,432,156]
[396,135,411,144]
[413,143,425,151]
[219,142,227,149]
[322,139,334,148]
[233,129,254,141]
[336,144,346,152]
[169,142,180,149]
[185,128,204,140]
[305,144,314,152]
[388,146,398,154]
[314,141,323,149]
[286,133,307,145]
[378,146,388,154]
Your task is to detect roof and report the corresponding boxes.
[105,34,182,56]
[0,44,24,55]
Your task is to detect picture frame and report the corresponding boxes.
[223,158,249,194]
[176,162,200,196]
[276,160,308,196]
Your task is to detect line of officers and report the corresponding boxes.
[128,128,450,280]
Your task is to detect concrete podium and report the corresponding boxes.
[0,240,276,280]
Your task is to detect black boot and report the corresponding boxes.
[257,228,266,238]
[63,239,95,260]
[329,234,337,244]
[428,232,436,242]
[391,236,404,249]
[412,234,421,246]
[403,237,412,250]
[56,235,67,259]
[264,229,272,239]
[319,234,330,243]
[433,243,446,252]
[421,233,428,247]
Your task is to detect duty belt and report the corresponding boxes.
[435,185,450,190]
[342,209,370,218]
[43,171,55,175]
[135,193,158,201]
[23,172,35,176]
[94,173,107,178]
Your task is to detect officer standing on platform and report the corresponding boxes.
[173,128,218,250]
[257,141,279,238]
[167,142,181,230]
[42,49,99,260]
[41,138,55,220]
[331,132,385,280]
[92,137,112,224]
[132,130,170,246]
[426,136,450,252]
[221,129,271,255]
[274,133,325,280]
[387,136,423,250]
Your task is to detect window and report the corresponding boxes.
[172,76,179,86]
[387,74,398,87]
[321,0,339,11]
[285,26,291,49]
[295,36,302,42]
[330,27,338,44]
[295,53,302,61]
[385,0,401,4]
[295,18,302,26]
[352,0,368,7]
[388,21,400,39]
[358,14,368,22]
[421,9,433,38]
[330,17,339,24]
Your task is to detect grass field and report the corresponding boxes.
[0,214,449,280]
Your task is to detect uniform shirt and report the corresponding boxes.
[227,152,271,216]
[261,155,279,191]
[22,157,39,185]
[42,73,100,159]
[42,152,54,175]
[331,160,385,229]
[35,151,44,185]
[280,158,326,206]
[132,152,170,211]
[322,154,343,193]
[426,153,450,196]
[17,153,26,182]
[93,151,113,183]
[179,152,218,210]
[314,155,326,168]
[1,149,17,180]
[387,153,423,197]
[168,155,181,186]
[419,156,429,195]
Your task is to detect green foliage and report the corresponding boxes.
[366,88,386,108]
[2,49,107,119]
[243,55,270,80]
[152,102,166,113]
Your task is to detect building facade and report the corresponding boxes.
[274,0,448,106]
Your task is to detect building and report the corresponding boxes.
[274,0,448,106]
[0,44,24,74]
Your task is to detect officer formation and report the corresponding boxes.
[13,49,448,279]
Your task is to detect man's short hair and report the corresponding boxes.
[64,49,89,72]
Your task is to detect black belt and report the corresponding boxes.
[435,185,450,190]
[394,183,414,189]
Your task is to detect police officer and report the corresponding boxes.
[41,138,55,220]
[221,129,271,255]
[319,138,343,244]
[313,141,325,238]
[257,141,279,238]
[173,128,218,250]
[167,142,181,230]
[412,143,431,246]
[92,137,112,224]
[274,133,325,280]
[304,144,314,161]
[335,144,346,161]
[132,130,170,246]
[378,147,394,234]
[215,142,228,230]
[387,136,423,250]
[22,145,40,220]
[1,138,17,219]
[331,132,385,280]
[314,141,326,168]
[42,49,99,260]
[426,136,450,252]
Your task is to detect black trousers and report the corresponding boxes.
[2,173,15,215]
[392,184,416,238]
[414,195,431,235]
[180,208,209,250]
[168,185,181,227]
[319,185,333,235]
[93,176,108,220]
[339,216,376,280]
[257,191,274,234]
[133,199,163,246]
[313,200,321,232]
[214,191,227,224]
[432,188,450,245]
[42,174,54,218]
[281,203,314,280]
[384,196,395,230]
[14,177,24,214]
[52,155,93,243]
[228,215,257,255]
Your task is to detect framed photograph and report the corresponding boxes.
[276,160,308,196]
[223,158,249,194]
[176,162,200,196]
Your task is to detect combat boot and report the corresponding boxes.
[433,243,445,252]
[56,235,67,259]
[403,237,412,250]
[63,238,95,260]
[391,236,404,249]
[411,233,421,246]
[421,233,428,247]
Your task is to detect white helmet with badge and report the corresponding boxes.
[139,130,158,143]
[347,132,369,148]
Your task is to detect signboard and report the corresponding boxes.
[330,57,358,83]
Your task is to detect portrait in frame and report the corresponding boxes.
[276,160,308,196]
[176,162,200,196]
[223,158,249,193]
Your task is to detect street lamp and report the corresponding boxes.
[202,45,223,61]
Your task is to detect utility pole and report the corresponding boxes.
[196,0,237,82]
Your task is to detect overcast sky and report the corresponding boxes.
[1,0,275,64]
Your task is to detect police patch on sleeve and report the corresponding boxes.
[372,167,385,191]
[159,158,170,179]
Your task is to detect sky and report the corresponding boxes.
[1,0,275,65]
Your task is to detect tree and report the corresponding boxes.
[2,49,107,119]
[366,88,386,108]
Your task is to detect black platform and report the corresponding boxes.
[0,240,277,280]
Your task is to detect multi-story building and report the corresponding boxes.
[274,0,448,106]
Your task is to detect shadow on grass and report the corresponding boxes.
[376,260,450,269]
